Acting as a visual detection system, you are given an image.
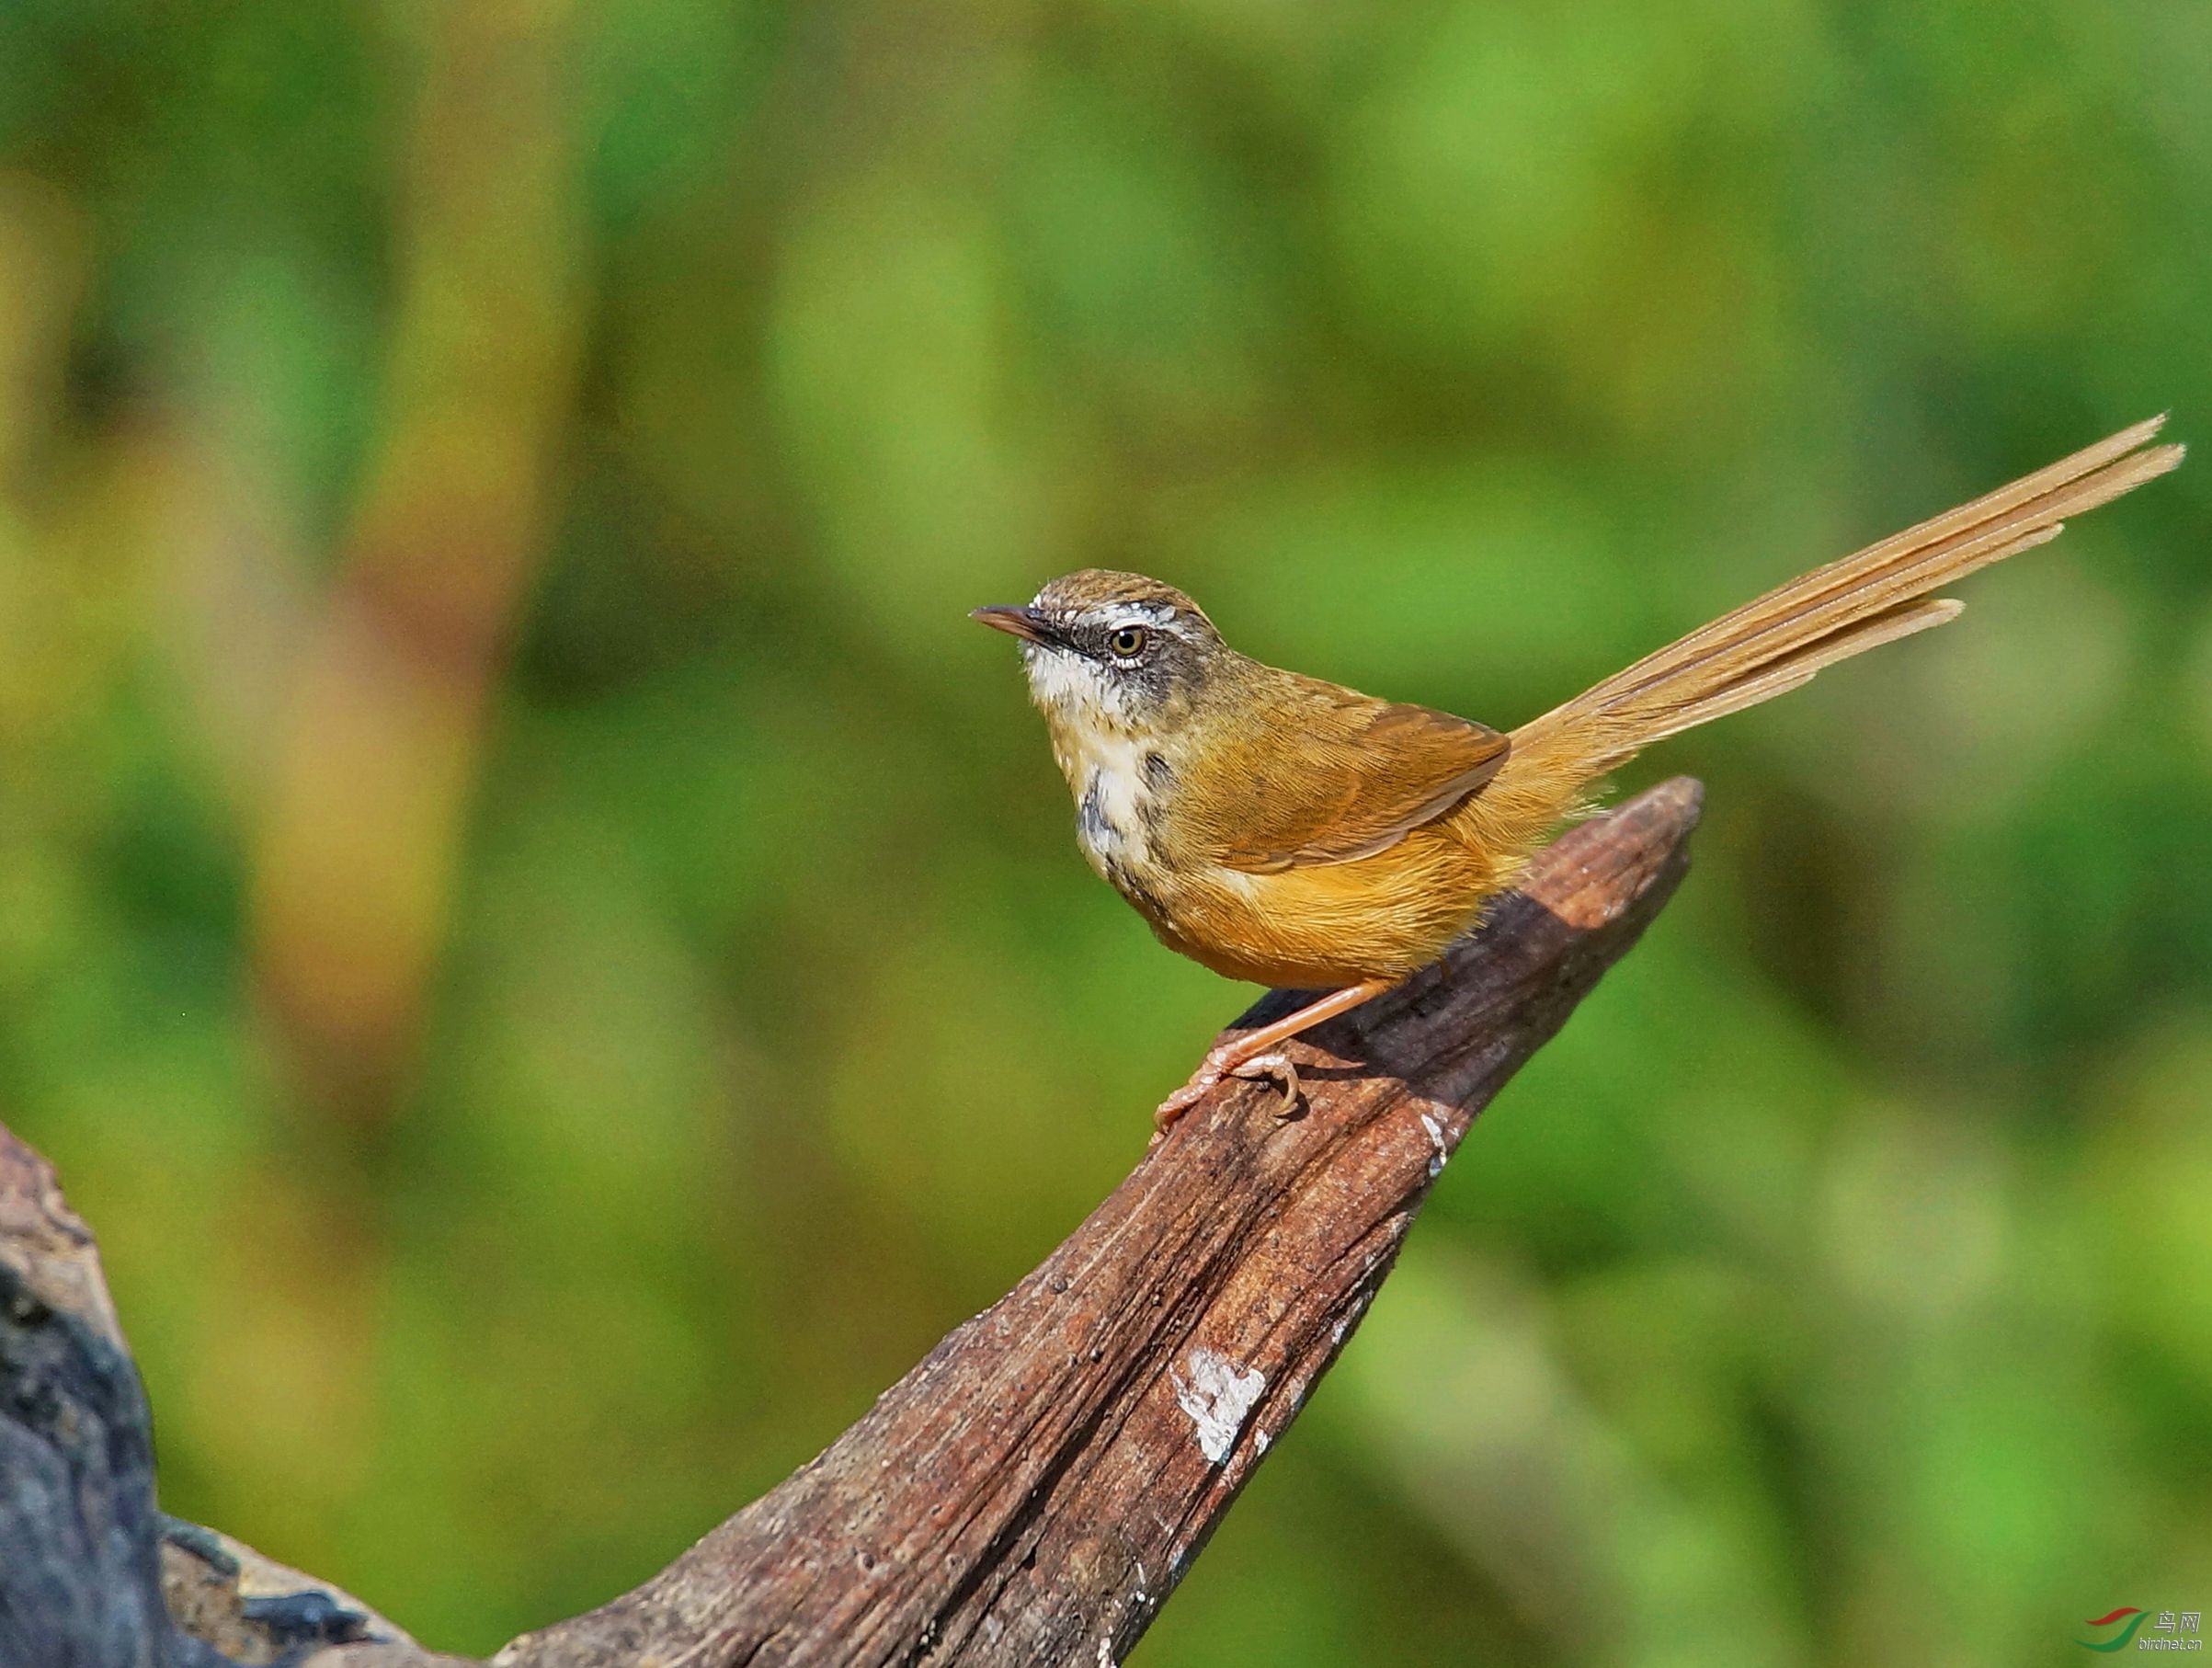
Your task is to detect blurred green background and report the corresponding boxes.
[3,1,2208,1662]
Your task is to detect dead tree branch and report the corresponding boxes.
[0,778,1703,1668]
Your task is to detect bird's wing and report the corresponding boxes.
[1197,684,1509,874]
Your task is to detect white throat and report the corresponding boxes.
[1022,648,1157,881]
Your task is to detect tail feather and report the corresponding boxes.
[1511,417,2183,777]
[1635,595,1963,743]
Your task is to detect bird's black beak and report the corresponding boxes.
[970,605,1055,645]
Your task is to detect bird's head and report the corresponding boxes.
[972,570,1226,737]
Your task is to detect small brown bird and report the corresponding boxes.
[975,418,2182,1129]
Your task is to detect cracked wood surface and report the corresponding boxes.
[0,778,1702,1668]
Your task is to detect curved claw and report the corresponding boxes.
[1229,1050,1301,1114]
[1153,1070,1219,1137]
[1153,1046,1305,1143]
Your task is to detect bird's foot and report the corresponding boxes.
[1152,1044,1302,1140]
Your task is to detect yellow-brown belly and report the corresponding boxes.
[1115,821,1515,989]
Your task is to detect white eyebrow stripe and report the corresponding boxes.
[1023,593,1191,635]
[1107,602,1179,629]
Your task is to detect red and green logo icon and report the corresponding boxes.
[2077,1609,2150,1651]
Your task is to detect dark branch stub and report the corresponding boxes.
[0,1129,173,1668]
[0,779,1704,1668]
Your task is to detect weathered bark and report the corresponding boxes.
[0,1128,440,1668]
[0,1127,173,1668]
[0,778,1703,1668]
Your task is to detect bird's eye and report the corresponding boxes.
[1108,624,1148,658]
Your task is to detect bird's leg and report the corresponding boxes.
[1154,977,1397,1135]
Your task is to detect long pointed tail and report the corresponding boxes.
[1510,417,2183,781]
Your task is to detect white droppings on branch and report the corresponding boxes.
[1170,1347,1265,1465]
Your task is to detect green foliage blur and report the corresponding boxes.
[3,2,2208,1662]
